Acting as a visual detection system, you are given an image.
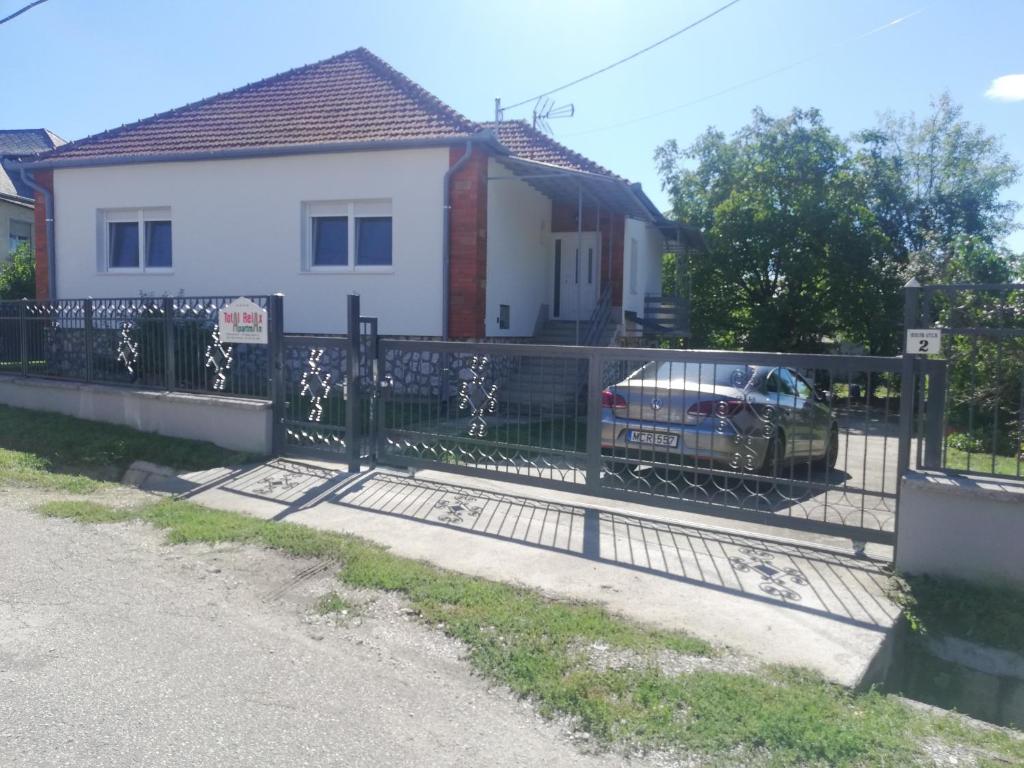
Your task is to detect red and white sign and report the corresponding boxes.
[218,297,268,345]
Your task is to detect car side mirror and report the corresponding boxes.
[817,390,833,404]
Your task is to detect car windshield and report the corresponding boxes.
[637,362,757,388]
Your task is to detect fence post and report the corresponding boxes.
[585,349,603,491]
[897,278,921,483]
[268,293,285,456]
[923,359,947,470]
[84,298,94,382]
[18,299,28,376]
[162,296,176,391]
[346,293,362,475]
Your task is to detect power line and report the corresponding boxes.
[0,0,49,25]
[562,9,925,139]
[501,0,743,112]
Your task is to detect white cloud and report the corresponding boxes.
[985,74,1024,102]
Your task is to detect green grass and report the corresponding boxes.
[313,590,354,616]
[891,573,1024,656]
[0,404,251,489]
[37,496,1024,767]
[0,449,104,493]
[944,446,1022,478]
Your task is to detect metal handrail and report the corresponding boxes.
[582,284,613,347]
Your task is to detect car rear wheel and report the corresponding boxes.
[815,425,839,471]
[758,431,785,476]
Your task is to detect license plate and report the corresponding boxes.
[625,430,679,448]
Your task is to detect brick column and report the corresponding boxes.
[32,169,53,300]
[448,146,488,338]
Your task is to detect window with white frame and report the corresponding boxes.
[99,208,172,272]
[303,200,392,271]
[629,238,639,294]
[8,219,32,256]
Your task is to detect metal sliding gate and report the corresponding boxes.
[367,340,912,545]
[276,295,957,548]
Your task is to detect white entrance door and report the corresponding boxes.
[552,233,599,321]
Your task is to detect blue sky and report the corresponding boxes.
[5,0,1023,251]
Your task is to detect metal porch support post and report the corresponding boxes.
[18,299,28,376]
[585,349,603,491]
[346,293,362,475]
[268,294,285,456]
[923,359,947,470]
[84,298,94,383]
[575,183,582,346]
[162,296,176,391]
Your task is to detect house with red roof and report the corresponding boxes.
[1,129,65,262]
[7,48,697,340]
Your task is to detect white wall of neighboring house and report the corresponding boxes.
[485,159,552,337]
[52,148,449,334]
[622,217,665,320]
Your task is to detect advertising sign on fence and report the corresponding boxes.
[218,297,268,344]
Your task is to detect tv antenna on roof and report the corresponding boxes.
[532,98,575,134]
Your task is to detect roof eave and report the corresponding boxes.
[13,132,499,171]
[0,190,34,208]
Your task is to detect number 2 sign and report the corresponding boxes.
[906,329,942,355]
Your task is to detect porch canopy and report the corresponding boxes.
[489,154,704,250]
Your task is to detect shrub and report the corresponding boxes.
[0,242,35,300]
[946,432,985,453]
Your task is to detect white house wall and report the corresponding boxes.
[484,159,551,337]
[622,217,665,319]
[52,148,449,334]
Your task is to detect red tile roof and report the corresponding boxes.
[40,48,480,162]
[482,120,624,180]
[32,48,627,186]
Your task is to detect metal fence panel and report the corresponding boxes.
[916,284,1024,479]
[0,295,274,399]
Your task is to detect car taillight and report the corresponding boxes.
[687,398,746,418]
[602,389,627,410]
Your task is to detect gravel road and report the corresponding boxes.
[0,487,655,768]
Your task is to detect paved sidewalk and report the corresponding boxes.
[167,459,901,687]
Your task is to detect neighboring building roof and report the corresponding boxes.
[482,120,622,179]
[0,129,66,199]
[29,48,480,164]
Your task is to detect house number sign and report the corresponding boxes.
[905,328,942,355]
[218,297,268,345]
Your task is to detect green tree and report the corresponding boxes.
[855,93,1020,285]
[0,241,35,300]
[657,96,1021,354]
[656,108,890,352]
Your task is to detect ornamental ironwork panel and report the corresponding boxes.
[457,355,498,438]
[204,326,234,391]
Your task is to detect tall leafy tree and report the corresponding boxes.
[658,97,1021,353]
[855,93,1020,285]
[656,108,888,352]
